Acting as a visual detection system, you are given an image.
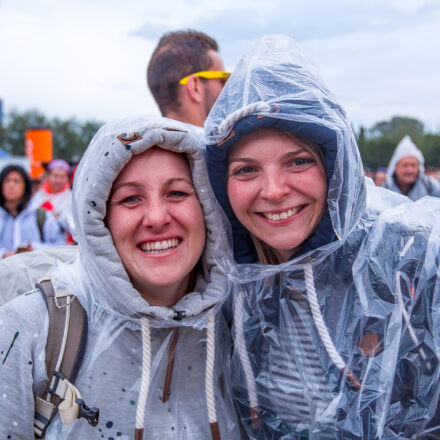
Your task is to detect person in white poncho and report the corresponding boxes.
[383,135,440,200]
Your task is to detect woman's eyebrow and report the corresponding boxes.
[164,177,193,186]
[228,158,256,164]
[281,148,309,159]
[111,181,143,192]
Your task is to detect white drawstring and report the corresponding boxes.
[304,265,346,370]
[217,102,272,137]
[135,318,151,432]
[234,290,260,427]
[205,311,217,424]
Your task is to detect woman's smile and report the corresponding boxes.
[138,237,181,254]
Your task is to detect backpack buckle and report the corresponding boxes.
[75,398,100,427]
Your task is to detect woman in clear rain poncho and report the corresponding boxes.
[205,35,440,439]
[0,116,242,439]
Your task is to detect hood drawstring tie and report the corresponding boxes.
[205,311,221,440]
[217,102,272,138]
[234,290,261,431]
[162,328,179,403]
[304,264,361,391]
[135,318,151,440]
[134,315,222,440]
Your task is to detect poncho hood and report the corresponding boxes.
[205,35,365,266]
[53,115,231,326]
[386,134,425,184]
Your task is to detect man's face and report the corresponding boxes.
[202,50,227,119]
[49,169,69,193]
[394,156,420,187]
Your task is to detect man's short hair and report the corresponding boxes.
[147,30,218,116]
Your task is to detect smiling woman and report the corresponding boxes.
[106,148,205,307]
[0,116,241,439]
[205,35,440,439]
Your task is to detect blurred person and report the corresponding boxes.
[0,165,65,258]
[31,158,72,218]
[426,166,440,180]
[373,166,387,186]
[383,135,440,200]
[147,30,230,132]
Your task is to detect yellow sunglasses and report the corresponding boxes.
[179,71,231,85]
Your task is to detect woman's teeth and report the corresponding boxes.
[262,206,302,221]
[140,238,180,253]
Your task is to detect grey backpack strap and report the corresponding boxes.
[33,278,97,438]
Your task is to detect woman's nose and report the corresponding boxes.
[142,199,171,229]
[260,173,289,201]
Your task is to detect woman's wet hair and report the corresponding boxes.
[0,164,32,215]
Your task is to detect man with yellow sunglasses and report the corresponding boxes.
[147,30,230,132]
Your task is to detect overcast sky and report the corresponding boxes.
[1,0,439,131]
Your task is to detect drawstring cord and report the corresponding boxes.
[135,318,151,440]
[205,311,221,440]
[304,264,361,390]
[234,290,261,430]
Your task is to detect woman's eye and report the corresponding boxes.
[288,157,315,169]
[168,191,188,198]
[231,165,256,176]
[121,195,139,204]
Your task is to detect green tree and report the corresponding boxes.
[368,116,424,142]
[2,109,48,155]
[0,108,102,161]
[420,134,440,168]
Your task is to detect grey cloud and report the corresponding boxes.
[131,0,440,65]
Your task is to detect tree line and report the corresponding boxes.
[0,109,439,169]
[0,109,103,163]
[357,116,440,170]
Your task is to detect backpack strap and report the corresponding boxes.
[36,209,47,242]
[33,278,98,438]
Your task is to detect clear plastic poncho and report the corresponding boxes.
[205,35,440,439]
[0,116,241,439]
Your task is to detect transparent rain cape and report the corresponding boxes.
[0,116,241,439]
[205,35,440,439]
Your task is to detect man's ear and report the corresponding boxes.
[184,75,204,104]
